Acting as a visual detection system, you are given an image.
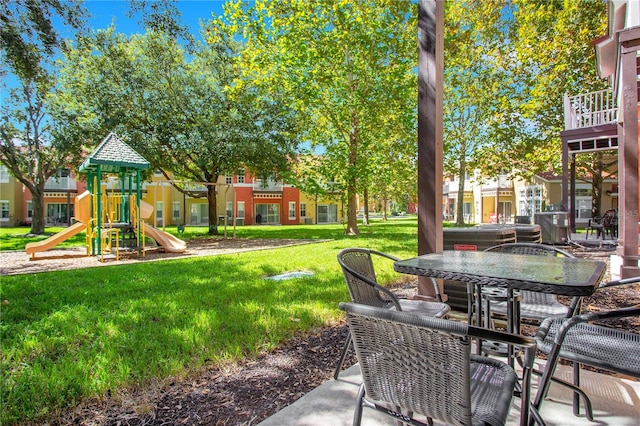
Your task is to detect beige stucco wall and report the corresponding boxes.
[0,177,24,227]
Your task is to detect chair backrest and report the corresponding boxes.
[485,243,576,306]
[602,209,616,227]
[339,302,474,425]
[485,242,574,258]
[337,248,400,309]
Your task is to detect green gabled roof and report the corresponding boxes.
[79,132,150,174]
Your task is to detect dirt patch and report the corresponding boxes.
[1,238,320,276]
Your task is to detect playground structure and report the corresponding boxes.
[25,133,186,260]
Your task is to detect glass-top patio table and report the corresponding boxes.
[394,250,607,361]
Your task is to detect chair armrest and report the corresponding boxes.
[467,324,536,349]
[553,305,640,346]
[468,325,538,372]
[599,276,640,288]
[369,249,402,263]
[341,263,403,311]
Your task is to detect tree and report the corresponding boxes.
[0,0,87,234]
[443,1,519,225]
[442,1,607,225]
[513,0,608,214]
[0,0,87,81]
[56,26,299,234]
[575,151,618,218]
[514,0,608,142]
[220,0,417,235]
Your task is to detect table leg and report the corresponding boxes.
[475,284,483,354]
[506,288,515,367]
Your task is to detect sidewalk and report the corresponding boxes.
[259,360,640,426]
[568,231,618,248]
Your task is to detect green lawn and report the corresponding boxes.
[0,218,421,425]
[0,226,89,251]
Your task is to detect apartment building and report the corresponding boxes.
[0,165,23,226]
[140,169,345,228]
[443,169,618,226]
[0,165,89,227]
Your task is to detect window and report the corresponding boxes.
[300,203,306,217]
[225,176,233,184]
[497,201,512,223]
[317,204,338,223]
[0,201,9,221]
[237,201,245,218]
[463,202,472,223]
[46,203,73,224]
[237,168,245,184]
[288,202,296,219]
[156,202,163,226]
[190,203,208,225]
[172,201,180,222]
[0,165,10,183]
[255,203,280,224]
[574,185,593,220]
[226,201,233,219]
[575,199,592,220]
[26,201,33,220]
[519,185,542,217]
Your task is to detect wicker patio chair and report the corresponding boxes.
[530,276,640,424]
[482,243,578,323]
[334,248,450,379]
[340,302,536,426]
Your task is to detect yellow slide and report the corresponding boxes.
[143,223,187,253]
[25,221,86,257]
[25,191,92,258]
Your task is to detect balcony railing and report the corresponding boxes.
[564,89,617,130]
[44,177,77,191]
[483,176,513,189]
[253,179,282,191]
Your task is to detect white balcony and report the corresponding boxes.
[253,178,283,192]
[44,177,77,191]
[564,89,617,130]
[483,175,514,189]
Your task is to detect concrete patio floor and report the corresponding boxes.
[258,358,640,426]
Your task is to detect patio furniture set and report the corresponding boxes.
[335,245,640,426]
[585,209,618,240]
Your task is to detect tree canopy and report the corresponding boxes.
[1,0,88,233]
[442,0,607,224]
[219,0,417,234]
[1,0,613,232]
[55,23,299,233]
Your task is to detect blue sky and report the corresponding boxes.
[2,1,228,92]
[83,0,228,36]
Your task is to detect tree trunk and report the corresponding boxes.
[382,193,388,220]
[207,184,219,235]
[346,181,359,235]
[362,187,369,225]
[345,113,359,235]
[456,160,466,225]
[30,186,46,234]
[591,154,604,218]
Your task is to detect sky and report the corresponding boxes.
[2,1,229,96]
[83,0,228,37]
